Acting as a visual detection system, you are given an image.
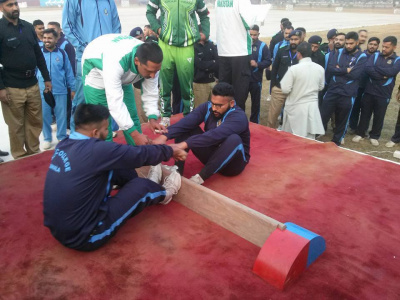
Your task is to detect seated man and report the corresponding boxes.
[153,82,250,185]
[43,104,186,251]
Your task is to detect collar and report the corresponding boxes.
[2,16,22,26]
[380,52,397,59]
[43,46,59,53]
[69,131,90,140]
[299,57,312,63]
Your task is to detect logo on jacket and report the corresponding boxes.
[253,46,257,52]
[387,59,392,64]
[104,8,108,15]
[56,57,60,62]
[187,57,192,63]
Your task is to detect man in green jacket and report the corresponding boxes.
[146,0,210,126]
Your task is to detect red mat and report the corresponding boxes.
[1,116,400,299]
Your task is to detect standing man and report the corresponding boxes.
[320,32,367,146]
[33,19,44,46]
[320,28,338,55]
[280,42,325,139]
[62,0,121,132]
[0,0,52,159]
[358,29,368,50]
[267,30,301,129]
[308,35,325,68]
[248,24,271,123]
[47,21,76,131]
[269,18,289,58]
[193,25,218,108]
[349,37,380,133]
[82,34,165,146]
[215,0,256,112]
[38,29,75,150]
[272,24,293,60]
[146,0,210,127]
[353,36,400,146]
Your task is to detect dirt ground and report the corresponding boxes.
[250,24,400,163]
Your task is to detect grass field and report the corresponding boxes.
[251,24,400,162]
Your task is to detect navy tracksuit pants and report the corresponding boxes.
[249,81,262,124]
[78,169,166,251]
[390,108,400,143]
[175,127,248,180]
[320,91,355,145]
[349,87,365,131]
[356,93,390,139]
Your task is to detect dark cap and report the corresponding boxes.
[289,30,302,38]
[327,29,338,40]
[308,35,322,45]
[129,27,143,38]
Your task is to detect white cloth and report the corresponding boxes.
[280,57,325,137]
[215,0,256,56]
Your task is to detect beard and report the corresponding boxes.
[290,44,297,50]
[334,43,343,49]
[5,10,20,20]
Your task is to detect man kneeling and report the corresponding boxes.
[153,82,250,185]
[43,104,186,251]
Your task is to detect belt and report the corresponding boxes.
[4,68,36,78]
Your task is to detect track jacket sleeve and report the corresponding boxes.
[185,109,248,149]
[110,0,122,34]
[62,0,86,50]
[92,141,173,172]
[63,50,76,91]
[364,54,385,80]
[374,57,400,78]
[64,42,76,75]
[146,0,161,33]
[197,0,210,39]
[102,53,135,133]
[280,67,294,94]
[141,73,160,120]
[344,53,367,80]
[271,49,281,88]
[258,43,272,70]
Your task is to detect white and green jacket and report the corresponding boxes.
[215,0,256,57]
[146,0,210,47]
[82,34,160,131]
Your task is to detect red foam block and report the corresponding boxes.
[252,228,310,290]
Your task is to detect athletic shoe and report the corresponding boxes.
[385,141,396,148]
[370,139,379,146]
[0,150,9,156]
[190,174,204,185]
[340,139,345,145]
[352,135,364,143]
[148,164,162,184]
[160,117,170,127]
[0,158,3,163]
[51,123,57,132]
[162,164,179,172]
[160,171,181,205]
[42,141,52,150]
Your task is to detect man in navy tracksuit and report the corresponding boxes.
[249,25,271,124]
[153,82,250,185]
[43,104,185,251]
[348,37,380,132]
[62,0,121,131]
[37,29,76,150]
[320,32,367,146]
[353,36,400,146]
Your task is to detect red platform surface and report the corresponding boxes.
[1,117,400,299]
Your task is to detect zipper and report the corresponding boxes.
[95,0,103,35]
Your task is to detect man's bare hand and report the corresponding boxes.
[152,135,168,145]
[250,60,257,68]
[149,118,168,134]
[169,144,187,161]
[71,91,76,100]
[45,81,52,92]
[0,89,9,104]
[130,130,151,145]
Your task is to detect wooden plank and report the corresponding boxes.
[137,166,286,248]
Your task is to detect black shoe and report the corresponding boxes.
[0,158,4,163]
[0,150,9,156]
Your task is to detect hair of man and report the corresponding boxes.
[47,21,61,29]
[74,104,110,129]
[136,42,163,65]
[383,36,397,46]
[43,28,58,39]
[296,42,312,58]
[345,31,359,41]
[368,37,381,44]
[212,82,235,99]
[33,19,44,27]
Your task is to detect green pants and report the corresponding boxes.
[83,84,142,145]
[159,40,194,117]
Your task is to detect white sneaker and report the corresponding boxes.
[341,139,345,145]
[66,129,71,135]
[370,139,379,146]
[352,135,363,143]
[162,164,178,172]
[385,141,396,148]
[160,171,181,205]
[190,174,204,185]
[148,164,162,184]
[42,141,52,150]
[51,123,57,132]
[160,117,170,127]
